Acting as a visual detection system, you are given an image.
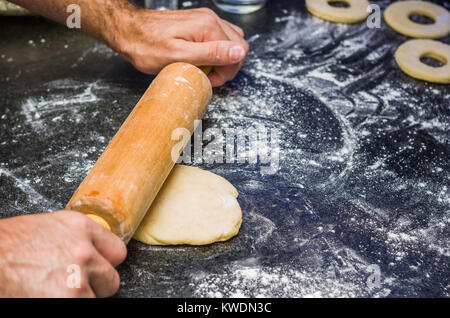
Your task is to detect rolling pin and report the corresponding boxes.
[67,63,212,242]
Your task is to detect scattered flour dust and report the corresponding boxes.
[196,9,449,297]
[243,210,276,246]
[0,167,51,206]
[20,80,101,132]
[190,260,392,298]
[2,8,448,297]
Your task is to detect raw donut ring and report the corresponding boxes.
[384,1,450,39]
[306,0,370,23]
[395,39,450,84]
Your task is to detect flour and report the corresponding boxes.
[196,8,449,297]
[20,80,100,132]
[1,4,448,297]
[191,255,392,298]
[0,167,53,207]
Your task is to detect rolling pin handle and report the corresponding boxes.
[86,214,111,231]
[199,66,213,76]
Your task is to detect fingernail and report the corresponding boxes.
[229,46,245,61]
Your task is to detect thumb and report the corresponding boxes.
[176,40,247,66]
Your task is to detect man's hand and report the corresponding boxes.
[11,0,249,87]
[107,7,249,87]
[0,211,127,297]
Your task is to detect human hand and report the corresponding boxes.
[105,7,249,87]
[0,210,127,297]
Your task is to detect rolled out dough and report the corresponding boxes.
[0,0,30,16]
[133,165,242,245]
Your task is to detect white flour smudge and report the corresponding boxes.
[20,81,101,132]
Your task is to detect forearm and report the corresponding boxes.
[9,0,136,45]
[9,1,249,85]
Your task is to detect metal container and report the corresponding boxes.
[212,0,267,14]
[145,0,178,10]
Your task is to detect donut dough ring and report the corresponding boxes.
[306,0,370,23]
[0,0,30,16]
[395,39,450,84]
[384,1,450,39]
[133,165,242,246]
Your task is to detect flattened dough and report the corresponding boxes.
[133,165,242,245]
[395,39,450,84]
[384,1,450,39]
[0,0,30,16]
[306,0,370,24]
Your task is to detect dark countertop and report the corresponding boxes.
[0,0,449,297]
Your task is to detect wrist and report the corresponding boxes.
[99,2,141,58]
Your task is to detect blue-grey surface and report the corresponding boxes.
[0,0,449,297]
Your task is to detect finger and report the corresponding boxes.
[86,218,127,267]
[217,20,248,56]
[63,277,96,298]
[208,64,241,87]
[220,19,245,38]
[208,71,226,87]
[195,7,244,38]
[195,13,231,43]
[219,21,247,49]
[173,39,247,66]
[88,253,121,298]
[206,21,248,83]
[73,283,96,298]
[79,289,96,298]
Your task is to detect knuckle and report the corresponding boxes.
[71,243,96,265]
[69,213,92,231]
[200,12,219,26]
[236,26,245,37]
[197,7,216,17]
[166,41,184,61]
[207,43,221,63]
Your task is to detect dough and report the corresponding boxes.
[384,1,450,39]
[133,165,242,245]
[395,39,450,84]
[0,0,30,16]
[306,0,369,23]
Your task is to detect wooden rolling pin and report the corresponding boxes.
[67,63,212,242]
